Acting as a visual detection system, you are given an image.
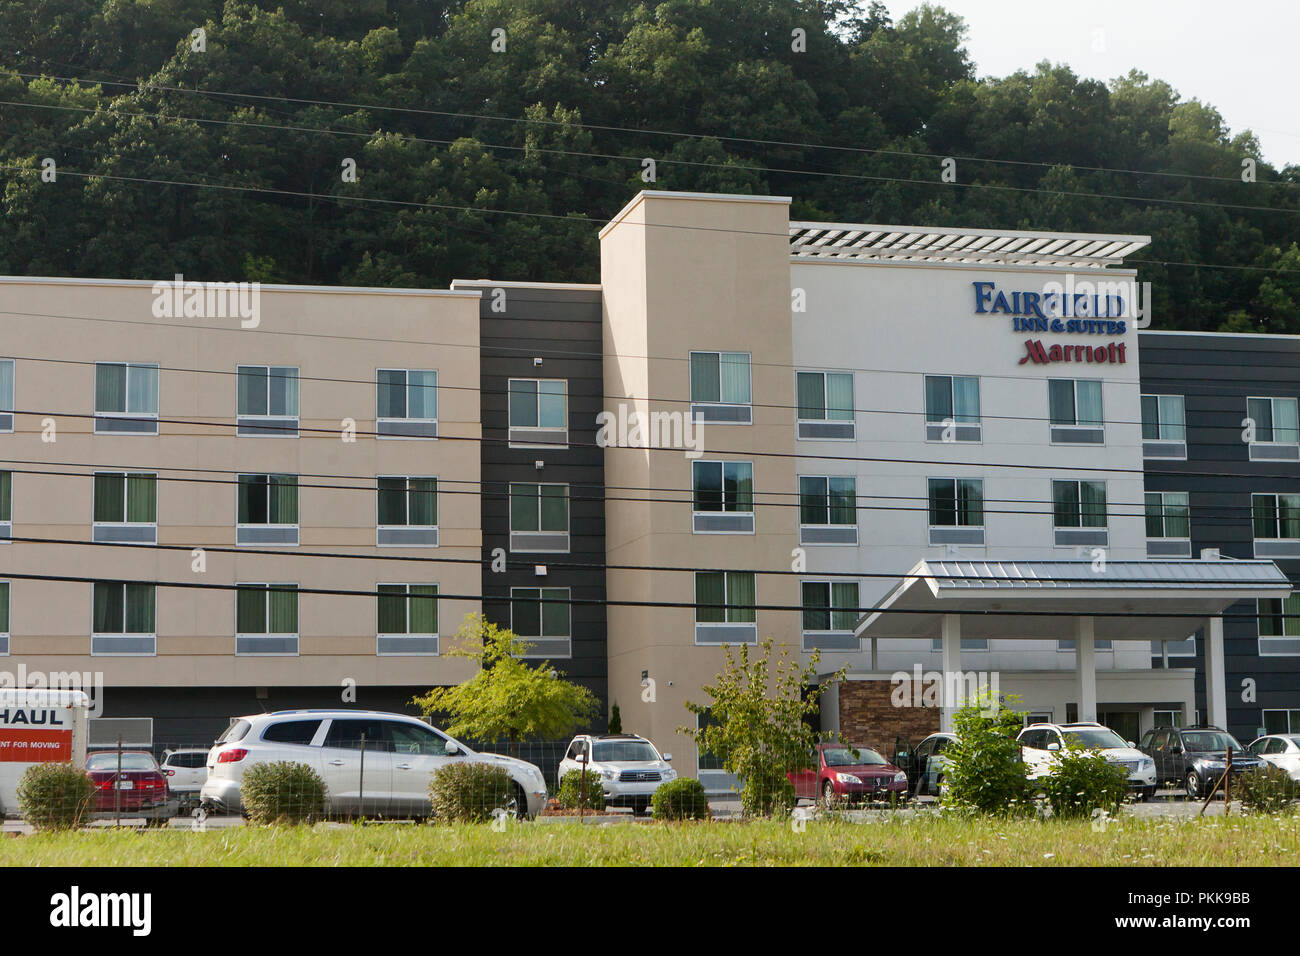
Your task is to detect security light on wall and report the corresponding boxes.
[533,357,543,366]
[534,460,544,470]
[534,565,547,576]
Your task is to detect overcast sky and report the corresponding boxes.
[880,0,1297,168]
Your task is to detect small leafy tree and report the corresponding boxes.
[16,762,94,831]
[941,690,1036,817]
[1040,749,1130,819]
[608,702,622,734]
[681,638,844,818]
[413,614,599,755]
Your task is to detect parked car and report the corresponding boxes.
[1247,734,1300,781]
[1018,722,1157,800]
[85,750,178,825]
[199,710,549,818]
[789,743,909,805]
[160,748,210,812]
[1139,726,1264,798]
[557,733,676,815]
[894,732,957,798]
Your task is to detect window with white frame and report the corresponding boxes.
[0,358,13,432]
[95,362,158,434]
[690,351,752,424]
[236,583,299,655]
[0,469,9,539]
[237,365,299,436]
[93,472,157,544]
[796,370,854,439]
[694,571,757,644]
[377,369,437,438]
[1048,378,1103,443]
[801,580,860,651]
[1144,491,1190,557]
[1153,709,1185,729]
[508,378,567,446]
[1247,397,1299,444]
[1141,394,1186,458]
[378,476,438,546]
[92,582,156,655]
[692,460,754,533]
[237,474,299,546]
[924,374,980,441]
[1052,479,1108,545]
[798,475,856,545]
[377,584,438,655]
[1253,493,1300,543]
[509,483,569,552]
[1263,709,1300,735]
[1258,595,1300,656]
[0,581,8,655]
[511,587,571,658]
[928,477,984,546]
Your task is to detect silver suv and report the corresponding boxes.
[557,733,676,815]
[200,709,548,818]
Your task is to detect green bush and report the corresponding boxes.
[1238,765,1299,814]
[429,761,515,823]
[652,777,710,820]
[557,769,605,810]
[1040,749,1130,819]
[16,762,95,831]
[941,692,1036,818]
[240,761,327,825]
[740,771,796,819]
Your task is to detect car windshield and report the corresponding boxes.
[823,747,886,767]
[1182,732,1243,753]
[592,740,659,762]
[87,752,157,771]
[1063,729,1127,749]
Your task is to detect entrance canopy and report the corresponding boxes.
[856,558,1292,643]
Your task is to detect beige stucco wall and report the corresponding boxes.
[0,278,481,687]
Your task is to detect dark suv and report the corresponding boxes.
[1138,726,1265,799]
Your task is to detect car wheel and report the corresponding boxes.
[1140,786,1155,803]
[1185,771,1201,800]
[507,783,528,819]
[822,780,838,807]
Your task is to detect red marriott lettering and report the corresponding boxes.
[1019,339,1126,365]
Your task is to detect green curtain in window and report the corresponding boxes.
[1164,493,1190,538]
[1141,396,1160,440]
[0,582,8,633]
[952,377,980,424]
[957,479,983,527]
[690,353,720,404]
[826,373,854,421]
[410,585,437,634]
[1285,594,1300,638]
[1280,495,1300,539]
[512,588,541,637]
[269,475,298,525]
[695,572,725,623]
[1254,495,1278,539]
[408,478,437,526]
[509,380,538,427]
[1144,492,1165,538]
[511,484,539,531]
[93,583,123,633]
[378,478,406,525]
[268,585,297,634]
[127,364,158,415]
[828,477,856,525]
[539,485,567,531]
[1080,481,1107,528]
[1048,380,1076,426]
[96,363,127,414]
[1076,381,1103,427]
[831,582,859,631]
[796,372,825,420]
[0,470,11,522]
[801,582,829,631]
[1053,481,1079,528]
[0,359,12,411]
[1276,400,1300,444]
[541,588,569,637]
[719,353,751,404]
[1158,396,1185,440]
[377,585,406,633]
[408,370,437,420]
[725,572,756,623]
[124,584,155,633]
[94,473,124,523]
[1258,599,1283,637]
[723,462,753,513]
[924,376,952,423]
[127,474,156,523]
[799,476,827,525]
[269,367,299,416]
[237,366,267,416]
[236,586,267,633]
[377,369,407,418]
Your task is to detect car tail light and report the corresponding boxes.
[164,769,175,776]
[217,748,248,763]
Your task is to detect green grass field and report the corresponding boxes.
[2,812,1298,866]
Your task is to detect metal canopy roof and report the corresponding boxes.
[855,559,1292,643]
[789,222,1150,269]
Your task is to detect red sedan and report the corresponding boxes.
[789,743,910,805]
[85,750,178,825]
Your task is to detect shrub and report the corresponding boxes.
[741,771,796,819]
[1238,765,1299,814]
[16,762,94,831]
[652,777,710,820]
[557,769,605,810]
[608,703,622,734]
[240,761,327,825]
[941,692,1036,818]
[429,761,515,823]
[1040,749,1130,819]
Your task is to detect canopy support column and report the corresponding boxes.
[940,614,961,733]
[1205,616,1227,729]
[1075,616,1097,724]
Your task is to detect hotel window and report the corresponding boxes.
[94,362,158,434]
[1263,709,1300,735]
[1252,494,1300,559]
[694,571,757,644]
[798,476,857,545]
[0,358,13,432]
[1247,396,1300,461]
[1144,491,1190,557]
[511,587,571,658]
[1052,479,1108,546]
[236,584,299,655]
[801,581,860,652]
[92,582,156,655]
[377,584,439,655]
[1048,379,1103,443]
[796,371,854,439]
[0,469,9,539]
[237,474,299,546]
[1153,709,1185,729]
[1141,394,1187,459]
[376,369,437,438]
[510,483,569,552]
[690,351,752,424]
[696,710,728,776]
[508,378,567,447]
[931,636,989,651]
[0,581,8,655]
[1151,635,1196,659]
[928,478,984,546]
[693,460,754,534]
[237,365,299,437]
[378,477,438,546]
[93,472,157,544]
[1258,595,1300,656]
[924,374,980,441]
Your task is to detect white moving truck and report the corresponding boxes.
[0,689,90,817]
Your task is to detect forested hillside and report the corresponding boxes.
[1,0,1297,332]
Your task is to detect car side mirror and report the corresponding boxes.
[663,753,672,762]
[897,751,909,759]
[444,740,460,756]
[1127,741,1136,748]
[1047,742,1060,752]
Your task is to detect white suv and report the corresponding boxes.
[1017,721,1157,800]
[200,710,549,818]
[557,733,676,815]
[161,748,210,811]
